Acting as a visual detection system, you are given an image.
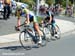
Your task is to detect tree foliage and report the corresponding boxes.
[16,0,74,9]
[20,0,35,10]
[46,0,54,6]
[20,0,35,6]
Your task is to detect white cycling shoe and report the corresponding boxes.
[54,34,59,39]
[38,36,42,45]
[38,40,42,44]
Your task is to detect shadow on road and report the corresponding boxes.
[0,18,3,20]
[0,45,40,51]
[0,46,23,51]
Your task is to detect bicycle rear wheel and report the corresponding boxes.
[19,31,32,50]
[43,27,51,42]
[37,28,47,47]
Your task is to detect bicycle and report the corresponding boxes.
[47,23,61,40]
[16,23,47,50]
[39,20,61,41]
[39,23,52,42]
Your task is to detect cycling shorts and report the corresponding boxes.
[28,15,43,24]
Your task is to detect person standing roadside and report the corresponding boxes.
[3,0,11,20]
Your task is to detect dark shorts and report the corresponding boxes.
[29,16,33,22]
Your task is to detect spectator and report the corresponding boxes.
[0,0,3,12]
[3,0,11,20]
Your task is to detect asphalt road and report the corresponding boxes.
[0,15,25,36]
[0,30,75,56]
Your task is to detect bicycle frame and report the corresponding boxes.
[23,25,39,43]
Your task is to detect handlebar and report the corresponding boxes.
[16,22,30,28]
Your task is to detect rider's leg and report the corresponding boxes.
[52,22,59,38]
[52,23,57,34]
[33,22,43,43]
[33,16,43,44]
[51,18,57,34]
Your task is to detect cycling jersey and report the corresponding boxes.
[46,10,54,18]
[23,8,35,16]
[45,10,55,23]
[16,3,45,24]
[23,8,42,23]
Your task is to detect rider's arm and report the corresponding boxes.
[24,9,30,25]
[26,14,30,24]
[49,12,52,23]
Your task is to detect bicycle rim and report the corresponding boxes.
[44,27,51,42]
[19,31,32,50]
[55,25,61,39]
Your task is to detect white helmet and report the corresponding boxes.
[21,4,28,9]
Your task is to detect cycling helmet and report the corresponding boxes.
[21,4,28,9]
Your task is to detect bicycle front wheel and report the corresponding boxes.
[55,24,61,39]
[19,31,32,50]
[51,24,61,39]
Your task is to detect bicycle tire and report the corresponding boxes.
[43,27,51,42]
[19,31,32,50]
[55,24,61,39]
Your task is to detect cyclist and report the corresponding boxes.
[42,7,59,38]
[15,4,43,44]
